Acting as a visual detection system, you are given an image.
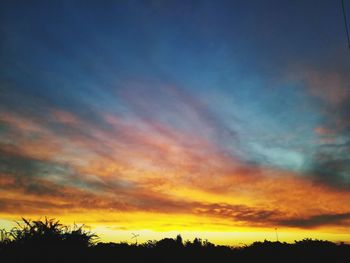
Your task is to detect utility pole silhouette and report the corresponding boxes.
[275,228,279,242]
[131,233,140,244]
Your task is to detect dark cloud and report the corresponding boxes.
[319,140,350,149]
[0,160,281,226]
[307,153,350,189]
[0,146,137,197]
[280,212,350,228]
[0,198,72,214]
[2,149,350,229]
[193,203,280,226]
[0,148,63,179]
[0,174,131,214]
[289,57,350,190]
[0,145,54,182]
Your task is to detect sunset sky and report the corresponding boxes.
[1,0,350,245]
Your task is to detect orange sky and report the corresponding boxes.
[1,109,350,245]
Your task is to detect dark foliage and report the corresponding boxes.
[1,218,349,263]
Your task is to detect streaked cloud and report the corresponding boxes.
[280,213,350,228]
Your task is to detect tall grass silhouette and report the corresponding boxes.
[1,217,97,247]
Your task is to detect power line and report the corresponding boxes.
[342,0,350,49]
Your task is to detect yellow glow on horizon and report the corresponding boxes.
[1,211,350,246]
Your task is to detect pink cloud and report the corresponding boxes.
[52,110,80,125]
[314,126,334,135]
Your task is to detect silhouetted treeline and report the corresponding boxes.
[1,218,349,263]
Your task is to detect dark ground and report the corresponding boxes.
[2,237,350,263]
[1,218,349,263]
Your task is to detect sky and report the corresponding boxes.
[1,0,350,245]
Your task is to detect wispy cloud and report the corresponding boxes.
[1,103,350,230]
[284,57,350,188]
[280,213,350,228]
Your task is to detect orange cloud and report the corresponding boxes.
[1,108,350,244]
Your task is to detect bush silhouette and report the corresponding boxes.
[4,217,97,247]
[0,217,98,262]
